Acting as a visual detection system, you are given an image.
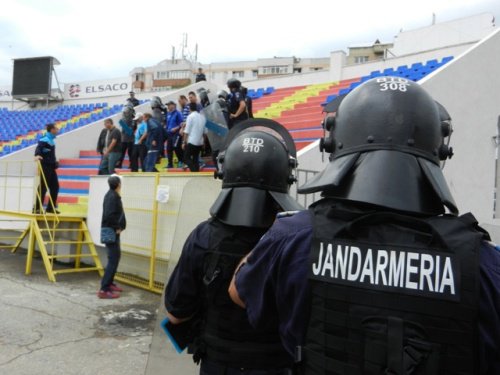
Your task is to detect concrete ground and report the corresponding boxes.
[0,248,197,375]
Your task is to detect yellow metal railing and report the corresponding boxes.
[0,160,102,282]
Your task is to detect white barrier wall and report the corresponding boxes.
[296,28,500,240]
[420,29,500,227]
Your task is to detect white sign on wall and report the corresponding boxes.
[63,77,132,100]
[0,86,12,102]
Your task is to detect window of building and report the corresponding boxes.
[354,56,369,64]
[262,66,288,75]
[232,71,244,78]
[252,70,258,77]
[156,70,190,79]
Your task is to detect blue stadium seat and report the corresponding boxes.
[411,62,423,71]
[264,87,275,95]
[441,56,453,64]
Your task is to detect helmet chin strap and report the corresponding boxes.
[440,119,454,170]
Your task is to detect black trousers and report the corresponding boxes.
[184,144,202,172]
[118,141,134,168]
[36,164,59,210]
[166,134,184,167]
[130,144,147,172]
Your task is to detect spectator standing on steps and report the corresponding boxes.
[96,122,108,175]
[165,101,184,169]
[34,123,60,214]
[98,119,122,175]
[98,175,126,299]
[182,102,207,172]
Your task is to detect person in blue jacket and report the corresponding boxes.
[165,100,184,168]
[230,77,500,375]
[34,123,59,214]
[165,119,303,374]
[143,113,162,172]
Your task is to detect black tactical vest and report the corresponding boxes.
[303,201,487,375]
[200,219,291,369]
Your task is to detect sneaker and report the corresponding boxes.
[199,163,206,170]
[97,290,120,299]
[110,283,123,292]
[177,162,184,168]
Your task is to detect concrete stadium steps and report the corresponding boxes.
[253,83,333,119]
[289,128,323,139]
[249,78,366,151]
[252,86,307,111]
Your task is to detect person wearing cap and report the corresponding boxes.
[98,174,126,299]
[165,100,184,168]
[130,112,147,172]
[229,78,500,374]
[127,91,140,107]
[165,119,303,374]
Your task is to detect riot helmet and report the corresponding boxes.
[210,118,302,227]
[150,96,164,109]
[227,78,241,90]
[122,105,135,122]
[299,77,457,215]
[217,90,228,100]
[197,88,210,107]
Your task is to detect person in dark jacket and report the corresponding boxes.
[230,78,500,375]
[96,124,108,175]
[165,119,302,374]
[241,87,253,118]
[127,91,140,107]
[34,123,60,214]
[195,68,207,83]
[98,175,126,299]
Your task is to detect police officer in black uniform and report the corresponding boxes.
[165,119,303,375]
[127,91,140,107]
[230,78,500,375]
[226,78,248,129]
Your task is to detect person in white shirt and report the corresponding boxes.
[182,102,207,171]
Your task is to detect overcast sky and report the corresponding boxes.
[0,0,499,86]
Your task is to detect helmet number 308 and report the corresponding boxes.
[242,138,264,153]
[377,77,410,92]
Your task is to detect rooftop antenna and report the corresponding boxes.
[182,33,188,59]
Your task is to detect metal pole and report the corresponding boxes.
[149,174,160,289]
